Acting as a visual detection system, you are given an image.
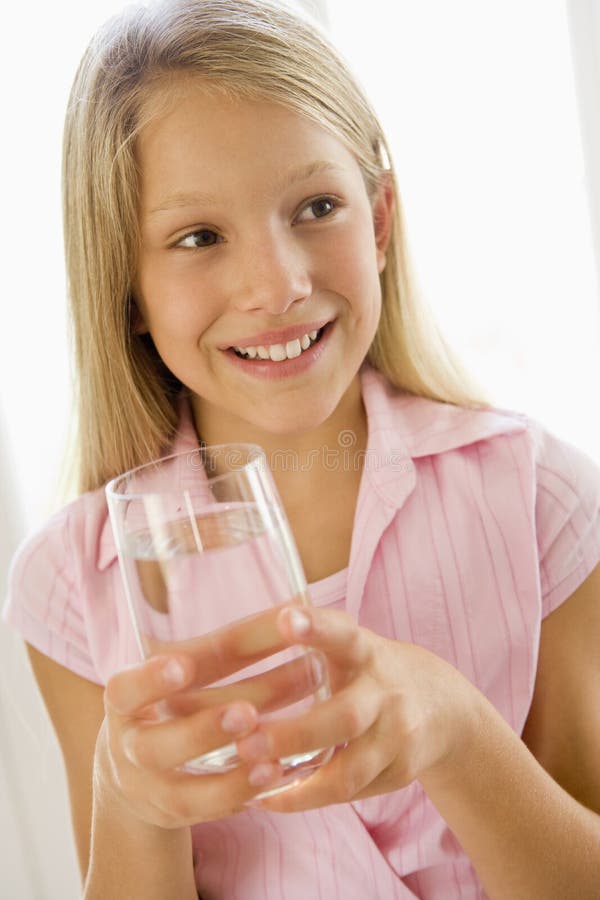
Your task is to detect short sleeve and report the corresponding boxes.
[2,506,101,684]
[532,423,600,618]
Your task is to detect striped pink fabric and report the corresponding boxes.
[4,363,600,899]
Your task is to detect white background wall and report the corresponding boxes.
[1,1,598,897]
[327,0,600,459]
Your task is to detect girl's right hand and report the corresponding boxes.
[95,653,283,828]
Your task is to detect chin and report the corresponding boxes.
[257,400,337,438]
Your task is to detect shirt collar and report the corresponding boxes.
[98,366,527,569]
[358,361,527,506]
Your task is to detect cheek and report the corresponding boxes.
[324,224,381,302]
[138,269,220,338]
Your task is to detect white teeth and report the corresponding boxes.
[269,344,287,362]
[286,339,302,359]
[234,327,323,361]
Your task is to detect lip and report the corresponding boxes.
[223,320,335,380]
[221,318,332,350]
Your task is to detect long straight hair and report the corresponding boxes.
[63,0,488,495]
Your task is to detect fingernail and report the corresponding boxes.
[248,762,279,788]
[287,607,310,637]
[162,659,186,685]
[221,705,254,734]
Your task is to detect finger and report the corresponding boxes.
[248,728,389,814]
[150,758,284,826]
[276,606,372,668]
[105,655,195,717]
[147,605,298,687]
[235,675,379,767]
[166,648,325,717]
[122,701,259,772]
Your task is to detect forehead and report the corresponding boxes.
[135,76,362,208]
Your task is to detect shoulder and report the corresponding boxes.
[525,418,600,522]
[401,386,600,544]
[8,488,109,589]
[364,367,599,488]
[360,364,529,460]
[363,369,600,596]
[4,489,110,684]
[527,423,600,616]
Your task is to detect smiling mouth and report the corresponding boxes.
[230,325,327,362]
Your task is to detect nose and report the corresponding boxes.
[230,230,312,316]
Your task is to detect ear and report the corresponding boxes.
[130,296,149,335]
[372,174,394,274]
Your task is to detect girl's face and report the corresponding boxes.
[134,80,392,441]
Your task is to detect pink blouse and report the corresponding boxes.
[5,363,600,899]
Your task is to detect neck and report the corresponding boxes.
[190,374,368,505]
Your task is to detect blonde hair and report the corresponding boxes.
[63,0,488,495]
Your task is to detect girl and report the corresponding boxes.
[4,1,600,897]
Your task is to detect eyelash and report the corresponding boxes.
[173,194,341,250]
[175,228,222,250]
[295,194,341,223]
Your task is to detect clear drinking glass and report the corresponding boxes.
[106,443,333,797]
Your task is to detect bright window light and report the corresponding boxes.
[1,4,138,530]
[327,0,600,460]
[1,1,598,533]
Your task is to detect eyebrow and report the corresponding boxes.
[146,160,346,215]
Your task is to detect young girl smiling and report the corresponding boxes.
[5,2,600,898]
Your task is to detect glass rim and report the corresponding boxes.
[105,442,267,501]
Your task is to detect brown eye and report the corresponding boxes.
[311,198,335,218]
[296,196,338,223]
[177,229,221,249]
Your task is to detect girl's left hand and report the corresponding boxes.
[235,605,484,811]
